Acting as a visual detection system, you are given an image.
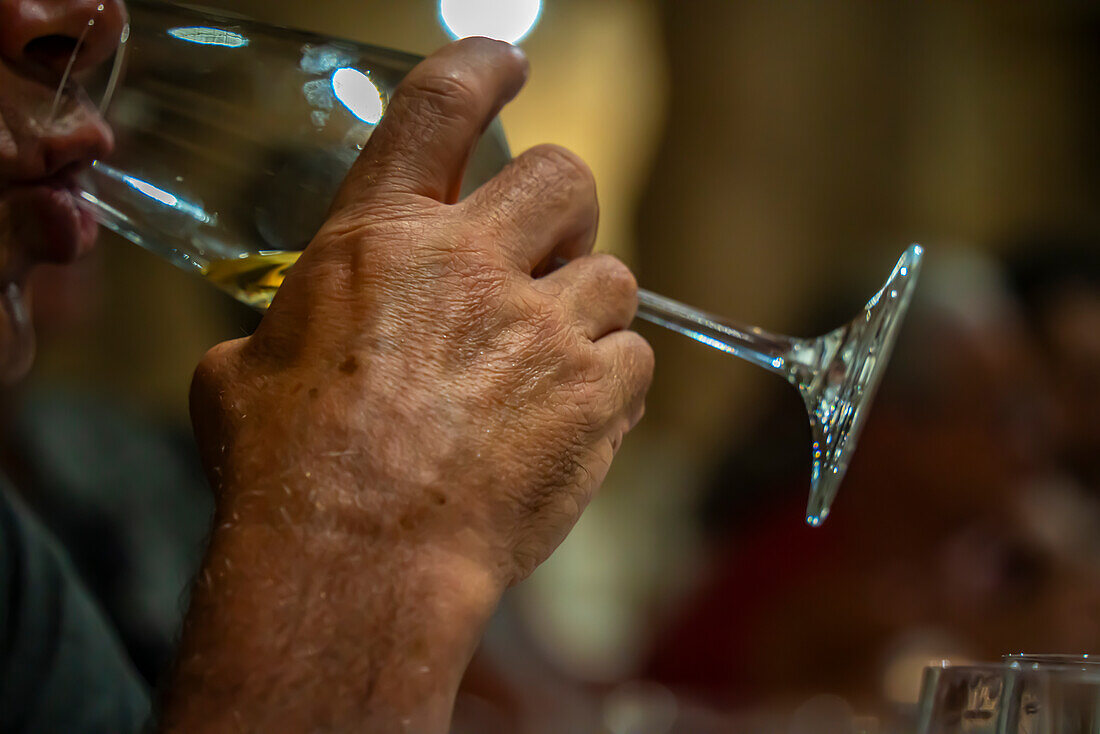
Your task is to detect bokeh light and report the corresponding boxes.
[439,0,542,45]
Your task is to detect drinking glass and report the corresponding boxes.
[69,0,922,525]
[915,662,1100,734]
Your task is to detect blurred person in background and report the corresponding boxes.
[1007,235,1100,496]
[1000,235,1100,593]
[1,1,653,733]
[645,248,1100,726]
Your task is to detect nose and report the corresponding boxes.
[0,0,127,80]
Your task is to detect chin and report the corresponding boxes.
[0,184,97,385]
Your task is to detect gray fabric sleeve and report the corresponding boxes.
[0,484,151,734]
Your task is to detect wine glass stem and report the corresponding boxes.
[635,288,813,381]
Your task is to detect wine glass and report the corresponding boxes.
[68,0,922,525]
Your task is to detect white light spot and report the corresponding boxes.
[332,68,384,124]
[114,171,212,224]
[440,0,542,44]
[168,27,249,48]
[123,175,178,207]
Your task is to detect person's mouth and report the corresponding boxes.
[5,171,99,265]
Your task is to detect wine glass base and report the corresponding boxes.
[800,244,923,525]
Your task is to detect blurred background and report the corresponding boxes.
[10,1,1100,732]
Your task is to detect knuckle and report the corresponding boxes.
[193,340,238,390]
[591,254,638,302]
[525,144,597,197]
[190,339,247,422]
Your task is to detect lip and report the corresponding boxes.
[4,176,99,265]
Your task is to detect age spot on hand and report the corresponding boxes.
[339,355,359,375]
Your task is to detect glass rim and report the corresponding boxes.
[924,660,1100,681]
[121,0,424,63]
[95,20,129,115]
[87,0,428,117]
[1002,653,1100,664]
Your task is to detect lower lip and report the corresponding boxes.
[17,184,99,264]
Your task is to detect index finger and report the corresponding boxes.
[331,37,528,210]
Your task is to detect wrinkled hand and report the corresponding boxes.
[189,39,653,591]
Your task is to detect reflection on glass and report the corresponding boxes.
[85,163,214,226]
[168,27,249,47]
[332,68,384,124]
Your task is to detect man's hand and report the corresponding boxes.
[162,38,652,734]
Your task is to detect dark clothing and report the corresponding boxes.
[0,482,150,733]
[0,389,211,733]
[10,391,212,683]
